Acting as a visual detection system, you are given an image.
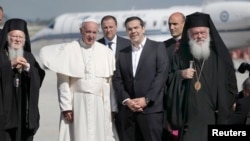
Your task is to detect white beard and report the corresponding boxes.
[8,46,24,61]
[189,36,211,60]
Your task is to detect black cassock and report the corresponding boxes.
[0,51,45,141]
[166,46,238,141]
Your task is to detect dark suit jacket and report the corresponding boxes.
[163,38,178,64]
[0,29,2,41]
[228,92,250,124]
[113,38,169,113]
[98,36,130,59]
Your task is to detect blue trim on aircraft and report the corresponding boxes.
[31,27,250,42]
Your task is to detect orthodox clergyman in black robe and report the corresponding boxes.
[0,18,45,141]
[166,12,238,141]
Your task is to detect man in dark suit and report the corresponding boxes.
[228,77,250,124]
[113,16,169,141]
[98,15,131,59]
[98,15,131,141]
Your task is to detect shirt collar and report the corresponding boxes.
[104,35,117,45]
[174,36,181,41]
[132,37,146,51]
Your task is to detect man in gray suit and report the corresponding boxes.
[98,15,131,141]
[113,16,169,141]
[98,15,131,59]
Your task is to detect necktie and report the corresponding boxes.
[175,39,180,52]
[108,42,113,50]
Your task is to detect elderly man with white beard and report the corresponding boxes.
[165,12,238,141]
[0,18,45,141]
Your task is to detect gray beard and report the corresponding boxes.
[189,36,211,60]
[8,46,24,61]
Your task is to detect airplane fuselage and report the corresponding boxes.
[31,1,250,50]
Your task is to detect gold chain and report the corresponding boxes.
[193,59,205,82]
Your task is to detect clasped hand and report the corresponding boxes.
[11,56,29,69]
[125,97,148,112]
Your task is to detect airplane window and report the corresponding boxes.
[153,21,157,26]
[163,20,167,26]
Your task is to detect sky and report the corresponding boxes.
[1,0,205,21]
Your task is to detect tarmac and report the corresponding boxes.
[29,40,57,141]
[31,41,249,141]
[34,69,59,141]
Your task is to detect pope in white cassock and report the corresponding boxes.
[39,18,117,141]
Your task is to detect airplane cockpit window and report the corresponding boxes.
[48,20,55,29]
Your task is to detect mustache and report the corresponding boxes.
[189,36,211,60]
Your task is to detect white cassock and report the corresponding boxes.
[39,39,118,141]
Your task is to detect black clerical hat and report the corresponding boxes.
[179,12,234,68]
[185,12,210,28]
[0,18,31,52]
[5,18,27,33]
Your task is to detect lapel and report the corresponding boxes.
[98,38,105,45]
[124,46,133,77]
[115,37,120,59]
[169,38,177,55]
[116,36,129,59]
[134,39,151,77]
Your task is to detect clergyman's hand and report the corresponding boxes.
[182,68,195,79]
[11,56,28,69]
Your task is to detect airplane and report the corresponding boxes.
[31,1,250,50]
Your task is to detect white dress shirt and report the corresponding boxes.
[132,37,146,76]
[122,37,147,105]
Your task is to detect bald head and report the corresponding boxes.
[168,12,185,39]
